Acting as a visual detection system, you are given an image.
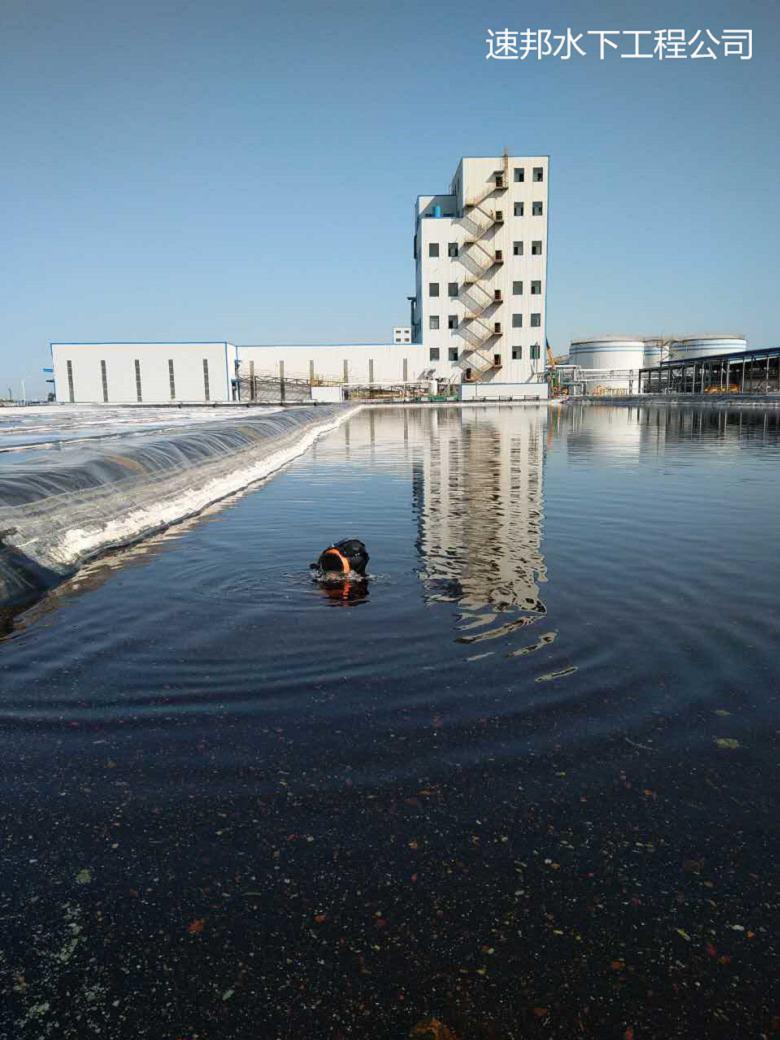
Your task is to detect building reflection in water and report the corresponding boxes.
[556,400,780,460]
[411,406,548,641]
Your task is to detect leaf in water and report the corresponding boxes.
[74,868,92,885]
[535,666,577,683]
[410,1018,460,1039]
[186,918,205,935]
[714,738,742,750]
[675,928,691,942]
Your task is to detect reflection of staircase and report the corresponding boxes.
[455,155,508,380]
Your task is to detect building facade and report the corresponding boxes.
[414,154,549,388]
[51,342,235,405]
[51,154,550,404]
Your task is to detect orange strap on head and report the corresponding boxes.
[320,548,350,574]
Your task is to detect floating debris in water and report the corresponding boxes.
[410,1018,460,1040]
[714,737,742,750]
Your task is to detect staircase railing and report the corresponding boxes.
[454,321,496,350]
[453,156,510,383]
[457,348,498,375]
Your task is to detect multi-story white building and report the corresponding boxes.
[51,154,550,403]
[413,154,549,390]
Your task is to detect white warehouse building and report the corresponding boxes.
[51,153,549,405]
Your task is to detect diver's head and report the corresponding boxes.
[311,539,369,580]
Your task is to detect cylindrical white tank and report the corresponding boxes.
[642,337,667,368]
[669,335,747,361]
[569,337,646,395]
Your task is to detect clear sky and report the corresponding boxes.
[1,0,778,397]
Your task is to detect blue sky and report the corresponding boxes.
[1,0,778,396]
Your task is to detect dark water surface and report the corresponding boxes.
[1,404,778,1040]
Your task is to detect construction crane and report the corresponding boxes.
[545,339,570,397]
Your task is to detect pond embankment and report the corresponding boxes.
[0,405,355,615]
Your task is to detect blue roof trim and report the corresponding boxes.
[571,344,645,351]
[235,349,411,353]
[50,341,232,346]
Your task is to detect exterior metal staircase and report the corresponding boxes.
[454,155,509,380]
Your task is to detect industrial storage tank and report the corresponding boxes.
[669,335,747,361]
[569,337,646,395]
[642,337,667,368]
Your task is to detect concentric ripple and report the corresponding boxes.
[0,403,778,1040]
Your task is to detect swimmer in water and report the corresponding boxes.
[310,539,370,603]
[311,539,369,581]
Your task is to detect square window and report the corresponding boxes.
[429,282,439,297]
[512,280,523,295]
[512,314,523,328]
[532,201,543,216]
[448,282,458,297]
[531,280,541,294]
[512,346,523,360]
[428,243,439,258]
[448,314,458,329]
[429,347,440,361]
[448,347,458,362]
[533,167,544,182]
[429,315,440,330]
[530,313,541,327]
[513,167,525,182]
[531,240,543,255]
[203,359,212,402]
[514,202,524,217]
[530,344,541,359]
[448,242,458,257]
[513,241,523,256]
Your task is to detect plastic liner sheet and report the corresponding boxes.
[0,405,353,614]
